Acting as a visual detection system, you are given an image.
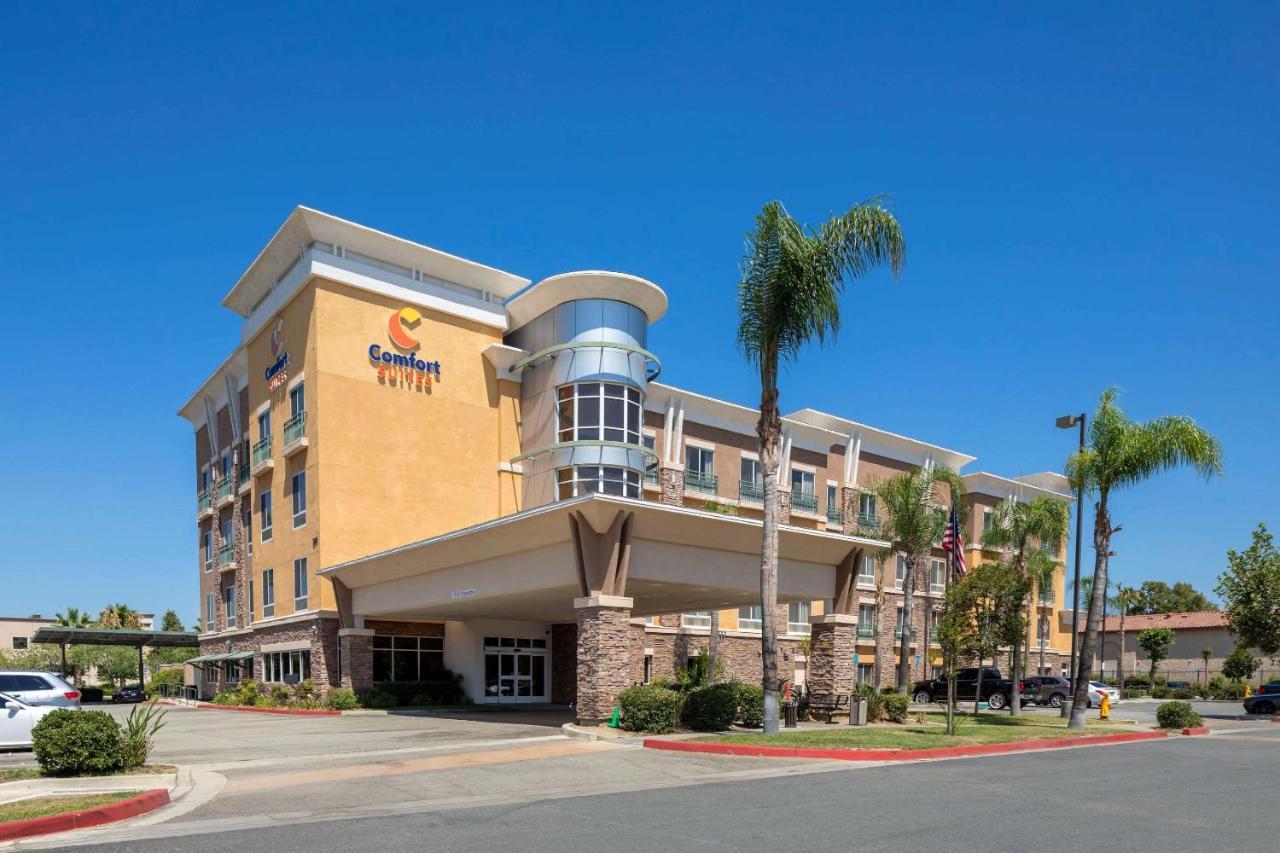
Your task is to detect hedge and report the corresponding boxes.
[736,683,765,728]
[681,682,740,731]
[32,709,125,776]
[618,684,682,733]
[365,675,465,707]
[1156,701,1203,730]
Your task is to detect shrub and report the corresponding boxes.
[211,690,235,705]
[363,687,398,709]
[367,674,465,707]
[121,702,167,770]
[1169,687,1196,701]
[293,678,317,702]
[855,683,886,722]
[232,680,263,707]
[325,688,360,710]
[881,693,910,723]
[681,682,740,731]
[32,709,125,775]
[736,683,765,728]
[1122,689,1149,700]
[145,668,184,695]
[1156,701,1203,729]
[879,685,898,696]
[269,685,292,707]
[619,684,682,733]
[1151,686,1170,699]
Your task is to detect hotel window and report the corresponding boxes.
[858,492,876,518]
[895,605,904,638]
[260,491,273,542]
[199,466,211,493]
[293,558,309,610]
[643,654,654,684]
[739,456,762,501]
[247,578,254,624]
[263,649,311,684]
[205,593,214,631]
[826,483,839,516]
[221,450,232,479]
[556,466,642,499]
[983,508,995,534]
[372,635,445,682]
[682,611,712,629]
[223,584,236,628]
[261,568,275,618]
[291,471,306,528]
[857,663,874,685]
[243,504,253,555]
[257,408,271,442]
[790,468,816,497]
[894,555,907,590]
[738,605,762,632]
[858,602,875,637]
[857,554,876,586]
[787,601,811,634]
[930,559,946,593]
[556,382,642,446]
[220,518,232,550]
[685,445,716,494]
[289,382,305,418]
[201,530,212,571]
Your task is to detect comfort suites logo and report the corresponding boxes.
[368,307,442,392]
[264,318,290,390]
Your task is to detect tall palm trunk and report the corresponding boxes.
[757,373,782,735]
[1070,493,1112,729]
[896,554,917,693]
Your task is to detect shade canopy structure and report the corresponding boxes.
[31,627,199,686]
[186,651,253,665]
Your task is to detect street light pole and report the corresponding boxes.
[1057,412,1086,689]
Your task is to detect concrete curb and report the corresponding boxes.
[181,703,340,717]
[0,772,177,805]
[0,788,169,842]
[1180,727,1211,735]
[643,730,1169,762]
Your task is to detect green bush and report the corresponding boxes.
[1121,689,1149,700]
[293,678,317,702]
[232,680,263,706]
[363,687,398,709]
[879,685,899,696]
[269,685,292,707]
[367,675,465,707]
[1169,687,1197,701]
[211,690,235,705]
[618,684,682,733]
[1151,685,1170,699]
[1156,701,1203,729]
[32,709,125,776]
[681,682,740,731]
[145,668,184,694]
[855,683,886,722]
[325,688,360,710]
[736,683,765,728]
[881,693,910,723]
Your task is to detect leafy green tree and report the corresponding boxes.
[981,496,1069,714]
[1216,523,1280,660]
[875,466,966,693]
[1136,627,1176,681]
[1130,580,1216,614]
[1113,584,1143,690]
[159,610,185,632]
[1221,646,1260,683]
[944,561,1025,717]
[736,198,904,733]
[1065,388,1221,729]
[53,608,91,628]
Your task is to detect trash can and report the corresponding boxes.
[1059,698,1073,719]
[783,701,799,728]
[849,695,868,727]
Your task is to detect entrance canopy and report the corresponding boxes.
[322,494,888,624]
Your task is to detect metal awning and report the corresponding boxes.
[186,651,253,665]
[32,627,199,648]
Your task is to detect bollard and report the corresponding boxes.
[849,695,868,727]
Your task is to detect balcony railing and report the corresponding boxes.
[214,478,233,504]
[644,468,658,487]
[854,513,882,538]
[196,490,212,515]
[826,505,843,525]
[217,545,235,568]
[738,480,763,503]
[895,627,918,641]
[684,470,718,496]
[791,491,818,515]
[237,465,250,490]
[283,412,307,450]
[251,436,272,469]
[1039,590,1056,606]
[856,624,875,640]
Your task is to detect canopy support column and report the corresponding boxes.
[60,643,67,680]
[138,645,145,688]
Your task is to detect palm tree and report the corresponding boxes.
[737,198,905,733]
[1065,388,1221,728]
[874,466,966,693]
[981,496,1069,715]
[53,608,91,628]
[1113,584,1141,692]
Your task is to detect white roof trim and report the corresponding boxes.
[962,471,1074,501]
[505,271,668,330]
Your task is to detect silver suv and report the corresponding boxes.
[0,671,81,708]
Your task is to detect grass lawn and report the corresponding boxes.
[698,712,1133,750]
[0,791,140,823]
[1,764,174,784]
[0,768,42,784]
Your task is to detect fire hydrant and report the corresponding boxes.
[1245,684,1253,698]
[1099,693,1111,720]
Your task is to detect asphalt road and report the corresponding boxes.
[72,726,1280,853]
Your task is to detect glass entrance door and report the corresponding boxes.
[483,637,548,703]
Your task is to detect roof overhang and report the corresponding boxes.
[646,384,848,456]
[784,408,976,471]
[963,471,1074,502]
[505,271,668,331]
[32,627,199,647]
[321,494,886,591]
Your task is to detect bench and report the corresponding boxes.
[801,693,850,723]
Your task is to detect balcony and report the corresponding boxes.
[894,627,918,642]
[250,436,273,475]
[643,468,659,489]
[196,490,213,520]
[237,465,251,494]
[217,545,236,571]
[738,480,763,504]
[1038,590,1056,607]
[684,470,718,496]
[826,505,844,526]
[214,477,234,507]
[854,513,882,538]
[282,412,308,456]
[856,624,875,640]
[791,491,818,515]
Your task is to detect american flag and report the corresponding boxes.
[941,506,966,578]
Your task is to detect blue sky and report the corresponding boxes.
[1,4,1276,625]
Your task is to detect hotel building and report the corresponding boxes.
[180,207,1075,722]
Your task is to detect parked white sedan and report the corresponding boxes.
[1089,681,1121,705]
[0,692,61,749]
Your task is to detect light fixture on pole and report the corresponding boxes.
[1057,412,1086,691]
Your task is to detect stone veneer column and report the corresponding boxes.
[338,628,375,692]
[807,615,858,701]
[840,485,859,535]
[659,465,684,506]
[575,595,634,726]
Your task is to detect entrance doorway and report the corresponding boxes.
[483,636,548,703]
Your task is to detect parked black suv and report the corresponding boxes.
[911,667,1023,710]
[1243,681,1280,715]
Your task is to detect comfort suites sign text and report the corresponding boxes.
[367,307,442,392]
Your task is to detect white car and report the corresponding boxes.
[0,671,82,709]
[0,692,61,749]
[1089,681,1121,705]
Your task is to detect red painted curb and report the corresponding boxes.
[1181,727,1211,736]
[643,730,1168,762]
[0,788,170,842]
[191,703,340,717]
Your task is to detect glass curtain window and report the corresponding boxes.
[556,382,642,445]
[372,635,446,682]
[556,466,641,499]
